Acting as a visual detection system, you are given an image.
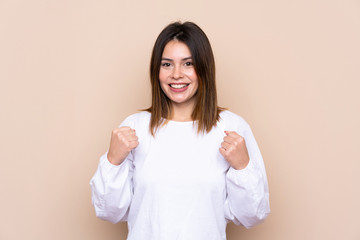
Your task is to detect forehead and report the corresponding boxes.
[162,40,192,58]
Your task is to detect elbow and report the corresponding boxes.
[95,210,123,224]
[92,200,129,224]
[241,207,270,229]
[241,197,270,229]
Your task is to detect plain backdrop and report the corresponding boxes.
[1,0,359,239]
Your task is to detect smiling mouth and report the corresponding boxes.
[169,84,189,89]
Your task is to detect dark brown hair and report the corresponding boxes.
[146,21,223,135]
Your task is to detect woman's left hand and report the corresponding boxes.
[220,131,250,170]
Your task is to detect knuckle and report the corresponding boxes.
[120,135,127,143]
[124,141,131,149]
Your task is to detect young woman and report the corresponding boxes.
[90,21,270,240]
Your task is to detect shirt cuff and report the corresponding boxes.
[226,158,261,187]
[99,153,126,174]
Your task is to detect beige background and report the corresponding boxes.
[1,0,359,239]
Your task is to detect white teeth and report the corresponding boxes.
[170,84,189,89]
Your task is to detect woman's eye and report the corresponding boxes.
[161,62,171,67]
[184,61,193,66]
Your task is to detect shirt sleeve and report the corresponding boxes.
[89,115,136,224]
[89,153,134,223]
[224,121,270,228]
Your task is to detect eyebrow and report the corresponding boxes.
[161,57,192,61]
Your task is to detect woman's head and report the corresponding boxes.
[158,40,199,108]
[148,21,222,134]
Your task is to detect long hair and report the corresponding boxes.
[146,21,223,135]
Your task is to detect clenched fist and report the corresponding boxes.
[219,131,250,170]
[107,127,139,165]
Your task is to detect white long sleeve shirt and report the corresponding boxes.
[90,110,270,240]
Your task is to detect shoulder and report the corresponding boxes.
[219,110,248,125]
[119,111,151,129]
[218,110,250,134]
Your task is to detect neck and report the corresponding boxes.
[170,101,195,122]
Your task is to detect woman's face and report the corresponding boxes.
[159,40,199,108]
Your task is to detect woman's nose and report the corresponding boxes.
[172,65,183,79]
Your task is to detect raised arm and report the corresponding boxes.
[221,123,270,228]
[90,126,138,223]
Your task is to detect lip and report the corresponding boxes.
[169,83,190,92]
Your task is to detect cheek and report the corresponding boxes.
[191,72,199,88]
[189,69,198,80]
[159,70,167,84]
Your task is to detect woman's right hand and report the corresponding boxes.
[107,126,139,165]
